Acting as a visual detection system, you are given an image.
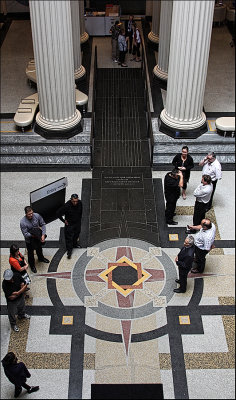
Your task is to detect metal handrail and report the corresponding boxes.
[141,36,154,167]
[90,45,98,169]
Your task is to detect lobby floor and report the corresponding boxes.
[0,17,235,400]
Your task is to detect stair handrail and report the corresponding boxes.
[90,45,98,169]
[140,35,154,167]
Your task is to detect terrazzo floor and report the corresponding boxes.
[0,169,235,399]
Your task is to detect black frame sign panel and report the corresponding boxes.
[30,177,68,224]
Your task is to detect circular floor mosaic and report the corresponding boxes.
[72,238,178,320]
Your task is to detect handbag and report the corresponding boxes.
[22,272,31,285]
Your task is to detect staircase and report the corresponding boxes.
[0,118,91,170]
[152,118,235,167]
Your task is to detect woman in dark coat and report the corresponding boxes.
[1,352,39,398]
[172,146,194,199]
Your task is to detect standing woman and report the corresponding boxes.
[9,244,31,292]
[118,29,128,67]
[172,146,194,199]
[9,244,28,275]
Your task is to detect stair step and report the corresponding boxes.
[0,154,90,164]
[1,144,90,154]
[94,117,147,140]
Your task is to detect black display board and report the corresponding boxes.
[30,177,68,224]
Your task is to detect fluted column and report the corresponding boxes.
[70,0,86,80]
[79,0,89,43]
[160,1,214,136]
[29,0,81,139]
[148,1,161,44]
[153,1,173,80]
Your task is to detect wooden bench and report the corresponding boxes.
[75,89,88,114]
[215,116,235,137]
[14,93,39,132]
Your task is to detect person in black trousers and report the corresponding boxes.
[172,146,194,200]
[164,169,183,225]
[174,236,195,293]
[186,175,213,234]
[1,352,39,398]
[125,15,134,53]
[56,193,83,259]
[20,206,49,273]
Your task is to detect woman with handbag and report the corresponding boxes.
[9,244,31,294]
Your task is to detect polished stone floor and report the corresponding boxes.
[0,16,235,400]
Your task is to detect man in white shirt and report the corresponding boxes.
[191,218,216,273]
[199,152,222,210]
[186,175,213,234]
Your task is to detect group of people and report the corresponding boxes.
[1,152,222,395]
[2,194,83,333]
[1,194,83,396]
[164,147,222,226]
[110,15,141,67]
[165,147,222,293]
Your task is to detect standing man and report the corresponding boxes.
[2,269,30,332]
[2,352,39,398]
[125,15,134,53]
[199,152,222,210]
[56,193,83,259]
[190,218,216,274]
[20,206,49,273]
[174,236,195,293]
[109,20,121,62]
[186,175,213,234]
[164,168,183,225]
[131,23,141,62]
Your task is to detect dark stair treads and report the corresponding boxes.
[96,80,144,98]
[95,97,145,118]
[96,68,141,81]
[89,67,159,246]
[93,139,150,167]
[94,117,148,140]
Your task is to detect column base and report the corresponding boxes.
[74,65,86,81]
[80,32,89,44]
[34,120,83,139]
[153,65,168,81]
[159,118,208,139]
[148,31,159,44]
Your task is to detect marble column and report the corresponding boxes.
[148,1,161,44]
[71,0,86,80]
[29,0,82,139]
[160,0,214,137]
[153,1,173,80]
[79,0,89,44]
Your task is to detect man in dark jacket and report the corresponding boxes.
[164,169,183,225]
[56,193,83,259]
[1,352,39,398]
[174,236,195,293]
[2,269,30,332]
